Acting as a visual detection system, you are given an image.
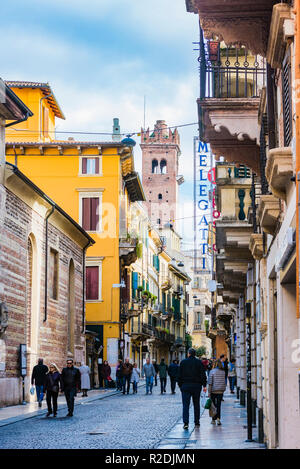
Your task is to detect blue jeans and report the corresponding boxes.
[36,385,44,402]
[181,384,202,425]
[229,376,236,392]
[64,388,76,414]
[132,381,138,393]
[146,376,153,394]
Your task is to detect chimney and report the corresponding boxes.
[112,118,121,142]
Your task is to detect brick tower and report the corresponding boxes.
[140,120,181,230]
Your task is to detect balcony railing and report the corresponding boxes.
[199,31,266,100]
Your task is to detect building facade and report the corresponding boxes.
[186,0,300,449]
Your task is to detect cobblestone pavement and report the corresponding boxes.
[0,383,266,450]
[0,381,182,449]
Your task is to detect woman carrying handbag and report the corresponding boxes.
[44,363,63,417]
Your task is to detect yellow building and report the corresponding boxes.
[5,81,145,381]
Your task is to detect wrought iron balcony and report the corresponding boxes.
[199,39,266,101]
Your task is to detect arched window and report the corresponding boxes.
[160,159,167,174]
[158,193,162,200]
[152,159,159,174]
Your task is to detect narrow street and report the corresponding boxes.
[0,382,265,450]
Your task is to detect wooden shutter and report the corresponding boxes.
[86,266,99,300]
[95,158,99,174]
[82,198,91,230]
[282,49,292,147]
[91,198,99,231]
[82,158,87,174]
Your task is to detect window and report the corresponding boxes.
[86,260,103,301]
[80,156,101,176]
[82,197,99,231]
[195,300,200,306]
[157,218,161,225]
[158,193,162,200]
[160,159,167,174]
[152,159,159,174]
[79,191,103,232]
[86,266,99,300]
[49,249,59,300]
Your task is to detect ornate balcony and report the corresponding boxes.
[249,233,264,261]
[186,0,277,57]
[119,237,138,267]
[265,147,293,201]
[257,195,281,235]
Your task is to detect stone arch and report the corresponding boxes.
[68,258,75,357]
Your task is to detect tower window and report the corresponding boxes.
[152,159,159,174]
[158,194,162,200]
[157,219,161,225]
[160,159,167,174]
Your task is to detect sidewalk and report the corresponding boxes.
[0,387,119,427]
[157,392,266,450]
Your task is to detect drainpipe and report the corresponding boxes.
[44,205,55,322]
[81,240,92,333]
[296,0,300,320]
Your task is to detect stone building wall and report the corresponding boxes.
[0,188,85,406]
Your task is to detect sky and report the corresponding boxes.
[1,0,201,249]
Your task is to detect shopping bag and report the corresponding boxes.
[209,401,217,418]
[204,398,212,409]
[200,391,207,417]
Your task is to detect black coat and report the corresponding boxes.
[178,356,207,387]
[31,364,48,386]
[44,371,63,393]
[61,367,81,390]
[168,363,179,379]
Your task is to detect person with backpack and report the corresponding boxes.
[208,359,226,425]
[44,363,63,417]
[158,358,168,394]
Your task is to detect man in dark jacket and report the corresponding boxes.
[158,358,168,394]
[152,360,159,386]
[168,360,179,394]
[122,358,133,395]
[178,348,207,429]
[31,358,48,407]
[61,359,81,417]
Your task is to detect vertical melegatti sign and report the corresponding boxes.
[194,138,219,270]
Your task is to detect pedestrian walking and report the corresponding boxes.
[208,359,226,425]
[158,358,168,394]
[79,363,91,397]
[178,348,207,429]
[44,363,63,417]
[131,363,140,394]
[228,358,237,394]
[122,358,133,395]
[61,359,81,417]
[220,354,229,386]
[142,358,155,394]
[168,359,179,394]
[101,360,111,388]
[152,360,159,386]
[31,358,48,407]
[116,359,123,391]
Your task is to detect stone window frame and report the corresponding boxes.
[78,155,103,177]
[78,189,104,234]
[85,257,104,303]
